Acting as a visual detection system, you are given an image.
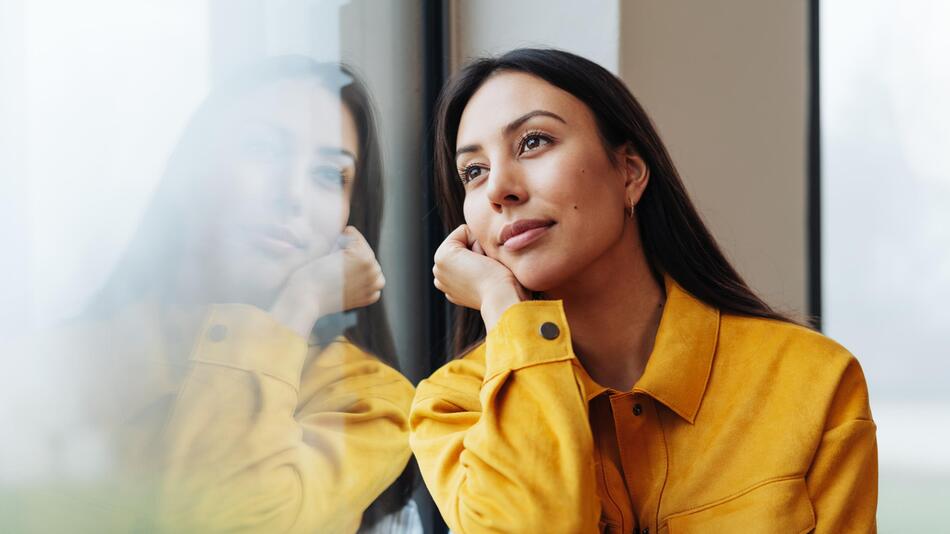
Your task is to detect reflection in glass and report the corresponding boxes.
[4,57,417,533]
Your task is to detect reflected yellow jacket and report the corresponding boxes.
[42,302,414,533]
[410,275,877,533]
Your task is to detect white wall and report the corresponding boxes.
[450,0,619,73]
[619,1,809,316]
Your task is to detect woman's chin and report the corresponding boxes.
[510,266,567,295]
[499,243,580,295]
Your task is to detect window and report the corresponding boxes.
[822,1,950,528]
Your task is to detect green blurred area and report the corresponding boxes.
[878,471,950,533]
[4,471,949,532]
[0,482,157,533]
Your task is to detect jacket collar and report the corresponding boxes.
[574,273,720,424]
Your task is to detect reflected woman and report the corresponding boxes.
[72,57,417,532]
[411,49,876,533]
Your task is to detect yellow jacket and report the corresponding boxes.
[410,275,877,533]
[31,302,414,533]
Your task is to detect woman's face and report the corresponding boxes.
[194,79,360,305]
[456,71,640,292]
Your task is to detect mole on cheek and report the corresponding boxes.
[573,205,578,210]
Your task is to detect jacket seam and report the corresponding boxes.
[654,403,672,531]
[659,473,806,524]
[594,412,625,531]
[482,354,575,384]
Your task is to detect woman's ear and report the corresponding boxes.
[618,143,650,205]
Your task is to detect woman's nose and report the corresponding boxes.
[276,163,307,216]
[485,161,528,211]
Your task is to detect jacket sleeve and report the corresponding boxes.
[409,301,601,533]
[155,304,414,534]
[805,354,878,533]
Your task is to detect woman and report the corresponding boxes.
[58,57,417,533]
[411,49,876,533]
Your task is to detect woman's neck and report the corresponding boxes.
[545,225,665,391]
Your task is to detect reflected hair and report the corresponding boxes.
[432,48,803,358]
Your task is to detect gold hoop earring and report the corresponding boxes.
[628,203,636,219]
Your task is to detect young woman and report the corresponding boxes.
[411,48,876,533]
[56,57,417,533]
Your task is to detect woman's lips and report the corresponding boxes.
[499,219,555,252]
[247,224,307,256]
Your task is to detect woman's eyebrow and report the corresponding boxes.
[502,109,566,136]
[456,109,567,160]
[316,146,357,165]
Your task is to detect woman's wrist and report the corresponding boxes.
[269,291,322,339]
[480,285,524,332]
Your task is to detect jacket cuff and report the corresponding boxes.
[190,304,308,390]
[484,300,574,380]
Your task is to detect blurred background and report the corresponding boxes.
[1,0,947,532]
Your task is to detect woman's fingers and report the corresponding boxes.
[443,224,477,251]
[433,224,520,310]
[436,225,481,262]
[445,224,468,244]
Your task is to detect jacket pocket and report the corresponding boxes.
[664,476,815,534]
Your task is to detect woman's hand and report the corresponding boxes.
[270,226,385,338]
[433,224,526,331]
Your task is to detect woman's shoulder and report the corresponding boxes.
[720,313,856,362]
[716,313,867,399]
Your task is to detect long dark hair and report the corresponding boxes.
[85,56,414,527]
[433,48,802,357]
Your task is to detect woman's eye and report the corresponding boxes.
[460,165,486,184]
[312,166,346,188]
[520,133,551,154]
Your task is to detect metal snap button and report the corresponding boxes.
[539,322,560,340]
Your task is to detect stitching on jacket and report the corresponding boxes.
[594,400,624,530]
[482,354,576,384]
[659,473,805,524]
[654,403,672,531]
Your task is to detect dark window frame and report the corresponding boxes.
[808,0,822,330]
[421,1,451,532]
